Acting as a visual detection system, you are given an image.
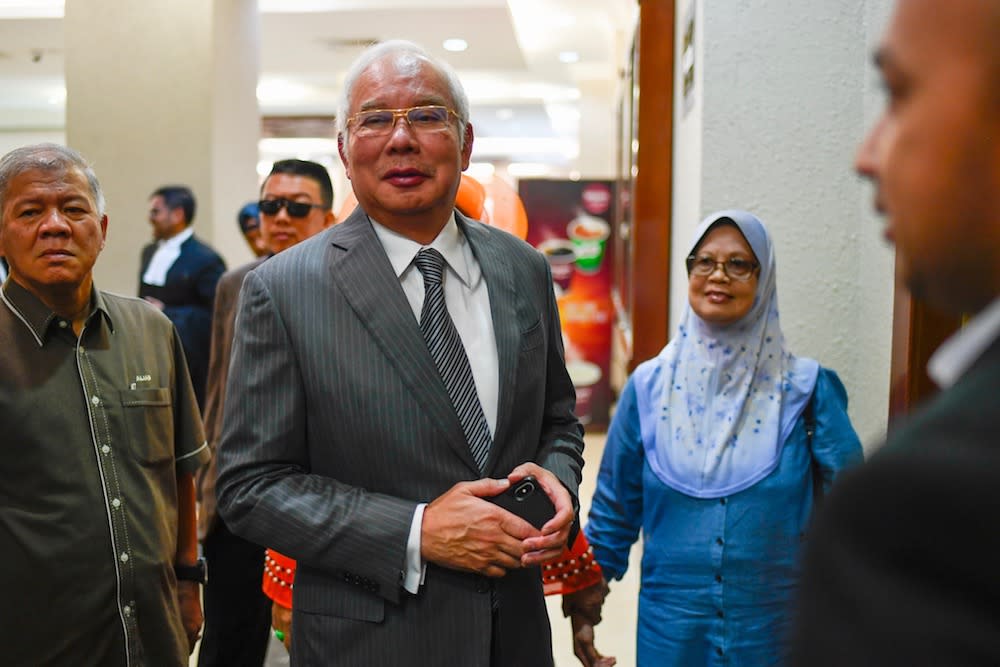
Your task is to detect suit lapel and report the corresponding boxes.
[329,209,480,473]
[459,215,519,475]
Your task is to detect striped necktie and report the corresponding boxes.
[414,248,492,471]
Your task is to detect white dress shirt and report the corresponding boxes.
[369,213,499,594]
[141,226,193,286]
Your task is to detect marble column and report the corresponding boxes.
[64,0,260,294]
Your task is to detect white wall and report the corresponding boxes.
[671,0,894,448]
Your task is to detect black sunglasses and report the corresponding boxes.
[258,198,325,218]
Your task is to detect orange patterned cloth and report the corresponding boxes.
[262,533,603,605]
[262,548,295,609]
[541,532,604,596]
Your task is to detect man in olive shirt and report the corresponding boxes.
[0,143,210,665]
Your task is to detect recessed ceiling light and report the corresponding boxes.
[442,39,468,52]
[558,51,580,64]
[256,79,310,103]
[47,87,66,105]
[0,0,63,18]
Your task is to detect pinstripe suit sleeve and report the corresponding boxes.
[535,257,585,501]
[215,268,416,604]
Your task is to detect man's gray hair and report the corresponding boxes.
[336,40,471,156]
[0,143,106,225]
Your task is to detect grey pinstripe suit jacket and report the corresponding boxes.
[216,208,585,666]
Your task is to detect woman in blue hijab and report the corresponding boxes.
[565,211,863,666]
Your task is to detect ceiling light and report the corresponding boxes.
[554,13,577,28]
[256,79,310,103]
[259,0,341,12]
[442,39,468,53]
[558,51,580,64]
[0,0,63,18]
[47,87,66,105]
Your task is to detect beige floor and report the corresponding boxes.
[195,430,639,667]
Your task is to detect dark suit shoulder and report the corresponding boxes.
[794,439,1000,666]
[182,235,226,264]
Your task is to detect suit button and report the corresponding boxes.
[475,578,490,594]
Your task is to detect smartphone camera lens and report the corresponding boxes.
[515,481,535,500]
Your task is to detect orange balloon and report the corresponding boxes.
[481,176,528,240]
[455,173,486,220]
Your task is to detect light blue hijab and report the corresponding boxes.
[643,210,818,498]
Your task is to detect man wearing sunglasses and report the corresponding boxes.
[217,40,584,666]
[197,159,334,667]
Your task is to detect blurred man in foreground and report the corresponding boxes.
[792,2,1000,664]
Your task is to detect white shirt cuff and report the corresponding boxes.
[402,503,427,594]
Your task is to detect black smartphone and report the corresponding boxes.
[485,476,556,529]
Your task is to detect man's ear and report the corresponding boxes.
[338,134,352,180]
[99,214,109,249]
[461,122,475,170]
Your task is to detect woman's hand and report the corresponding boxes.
[563,579,616,666]
[272,601,292,651]
[176,580,203,654]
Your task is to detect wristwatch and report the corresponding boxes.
[174,557,208,584]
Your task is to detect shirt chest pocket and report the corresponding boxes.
[120,388,174,465]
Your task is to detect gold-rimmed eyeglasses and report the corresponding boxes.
[686,255,760,281]
[346,105,459,138]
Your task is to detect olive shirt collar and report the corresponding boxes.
[0,278,114,347]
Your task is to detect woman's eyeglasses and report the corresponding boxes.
[258,198,325,218]
[346,105,459,138]
[686,255,760,281]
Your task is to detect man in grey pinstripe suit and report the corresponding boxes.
[217,40,585,666]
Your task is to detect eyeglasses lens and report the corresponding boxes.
[687,256,757,281]
[351,106,453,137]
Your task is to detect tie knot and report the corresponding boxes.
[414,248,445,286]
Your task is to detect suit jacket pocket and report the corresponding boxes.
[520,320,544,350]
[120,388,173,465]
[294,569,385,623]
